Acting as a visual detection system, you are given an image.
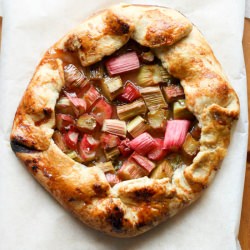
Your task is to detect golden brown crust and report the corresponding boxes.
[10,3,240,237]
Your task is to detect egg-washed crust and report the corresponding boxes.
[10,4,240,237]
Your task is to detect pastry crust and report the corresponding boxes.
[10,3,240,237]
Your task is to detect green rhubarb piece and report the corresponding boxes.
[96,161,115,173]
[182,133,200,158]
[101,76,123,101]
[173,99,194,120]
[147,109,168,130]
[104,147,120,161]
[137,65,171,86]
[67,151,84,163]
[117,98,147,120]
[102,119,127,138]
[76,114,97,132]
[150,160,173,179]
[140,86,167,111]
[127,116,148,138]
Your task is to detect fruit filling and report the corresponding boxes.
[50,40,201,186]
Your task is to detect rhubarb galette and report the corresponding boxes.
[10,4,239,237]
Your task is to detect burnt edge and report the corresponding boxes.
[10,139,38,154]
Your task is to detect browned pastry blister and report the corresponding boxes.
[10,3,240,237]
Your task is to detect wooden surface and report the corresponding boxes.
[239,18,250,250]
[0,16,249,249]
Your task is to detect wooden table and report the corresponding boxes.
[239,18,250,250]
[0,16,249,249]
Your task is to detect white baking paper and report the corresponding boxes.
[246,0,250,18]
[0,0,247,249]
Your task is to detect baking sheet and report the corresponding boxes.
[0,0,247,249]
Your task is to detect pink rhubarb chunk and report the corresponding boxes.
[148,138,167,161]
[129,132,157,155]
[163,120,190,150]
[105,173,121,186]
[105,52,140,76]
[130,152,155,174]
[118,81,141,103]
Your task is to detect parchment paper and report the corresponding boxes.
[0,0,248,249]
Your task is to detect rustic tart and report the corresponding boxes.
[10,3,240,237]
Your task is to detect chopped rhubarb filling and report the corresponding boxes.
[53,42,199,182]
[105,52,140,76]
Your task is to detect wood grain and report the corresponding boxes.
[238,18,250,250]
[0,15,249,249]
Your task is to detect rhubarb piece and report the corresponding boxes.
[87,62,104,80]
[118,138,133,157]
[104,147,120,161]
[76,114,97,132]
[140,51,155,63]
[150,160,173,179]
[117,160,147,180]
[147,109,168,131]
[127,116,148,138]
[64,64,87,88]
[166,153,185,170]
[105,173,121,186]
[64,130,79,150]
[102,119,126,138]
[64,92,86,116]
[100,133,121,149]
[130,152,156,174]
[162,84,185,103]
[118,81,141,103]
[55,96,75,116]
[91,98,113,125]
[96,161,115,173]
[182,133,200,158]
[173,99,194,120]
[67,151,83,163]
[163,120,190,150]
[101,76,123,101]
[79,134,99,162]
[148,138,167,161]
[137,65,170,86]
[83,85,101,110]
[117,98,147,120]
[53,131,70,153]
[190,123,201,140]
[105,52,140,76]
[129,132,157,155]
[56,114,75,131]
[140,86,167,111]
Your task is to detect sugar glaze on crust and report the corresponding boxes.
[10,4,239,237]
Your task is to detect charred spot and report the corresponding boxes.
[31,165,38,173]
[106,205,124,232]
[68,197,76,202]
[10,138,37,154]
[134,188,156,201]
[92,183,108,197]
[43,108,52,117]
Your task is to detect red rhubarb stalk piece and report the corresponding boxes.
[148,138,167,161]
[83,85,101,110]
[56,114,75,131]
[64,131,79,150]
[130,152,156,174]
[118,138,133,157]
[90,98,113,125]
[78,134,99,162]
[105,52,140,76]
[129,132,157,155]
[100,133,121,149]
[118,81,141,103]
[163,120,190,150]
[64,91,86,116]
[105,173,121,186]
